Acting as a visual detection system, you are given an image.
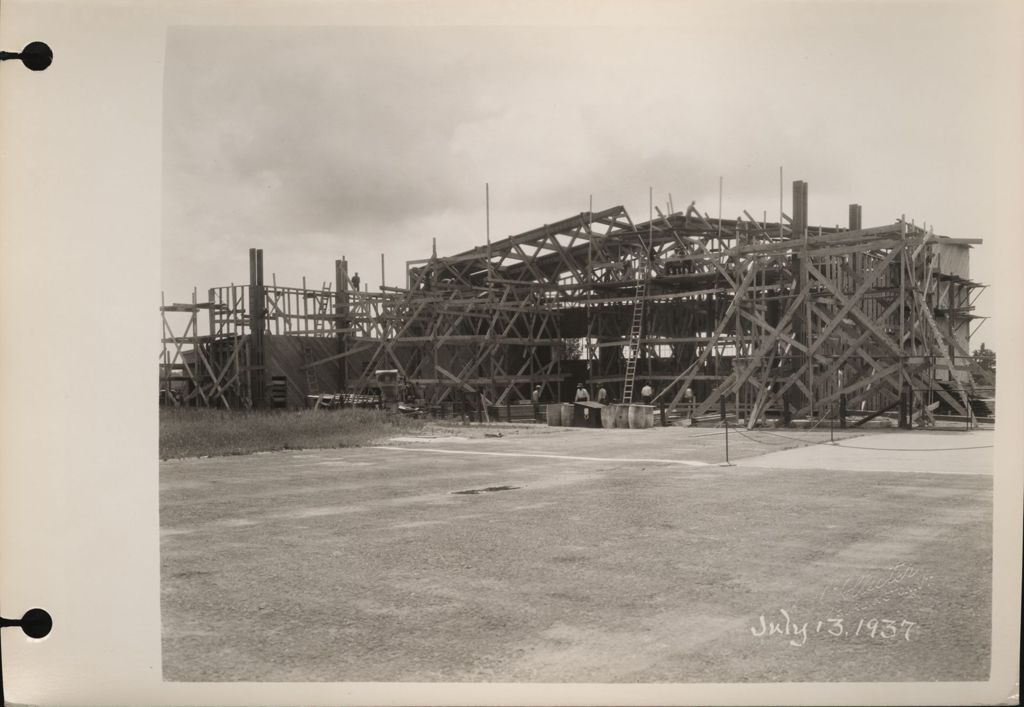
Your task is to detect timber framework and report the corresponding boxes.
[160,180,994,426]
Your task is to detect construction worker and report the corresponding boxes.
[596,384,608,404]
[531,385,542,421]
[640,382,654,404]
[575,383,590,402]
[351,272,361,291]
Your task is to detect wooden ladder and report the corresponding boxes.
[622,262,647,404]
[304,282,335,408]
[315,281,332,334]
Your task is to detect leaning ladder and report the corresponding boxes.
[303,283,333,408]
[314,281,332,334]
[622,262,647,404]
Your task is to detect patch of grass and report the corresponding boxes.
[160,407,426,460]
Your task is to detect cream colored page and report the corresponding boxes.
[0,1,1021,705]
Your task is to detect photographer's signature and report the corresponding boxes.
[817,562,929,602]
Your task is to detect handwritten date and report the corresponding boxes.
[750,609,915,647]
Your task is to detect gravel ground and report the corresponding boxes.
[160,426,992,682]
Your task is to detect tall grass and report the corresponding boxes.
[160,407,426,460]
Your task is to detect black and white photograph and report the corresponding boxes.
[159,12,1002,685]
[1,0,1021,704]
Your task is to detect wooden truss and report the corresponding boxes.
[161,182,990,424]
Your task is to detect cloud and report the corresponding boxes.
[162,13,1015,345]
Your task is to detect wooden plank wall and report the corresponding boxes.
[265,335,342,408]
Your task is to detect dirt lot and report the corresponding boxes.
[160,424,992,682]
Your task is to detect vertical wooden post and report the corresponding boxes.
[947,277,956,373]
[250,247,260,405]
[556,314,562,403]
[207,287,218,402]
[271,273,279,335]
[207,288,216,338]
[336,258,349,393]
[246,255,255,405]
[191,287,200,407]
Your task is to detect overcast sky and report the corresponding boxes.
[162,3,1019,348]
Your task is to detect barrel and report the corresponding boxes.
[601,403,618,428]
[546,404,561,426]
[560,402,575,426]
[615,404,631,428]
[627,404,655,429]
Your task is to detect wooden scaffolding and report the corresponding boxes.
[160,181,993,424]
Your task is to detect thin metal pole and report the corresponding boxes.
[648,186,654,257]
[779,166,784,239]
[587,196,594,365]
[718,176,723,250]
[485,183,492,281]
[724,418,730,464]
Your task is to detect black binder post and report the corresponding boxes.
[0,41,53,705]
[1,608,53,704]
[0,41,52,71]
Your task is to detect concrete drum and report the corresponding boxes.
[627,404,655,429]
[560,402,575,427]
[545,404,561,427]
